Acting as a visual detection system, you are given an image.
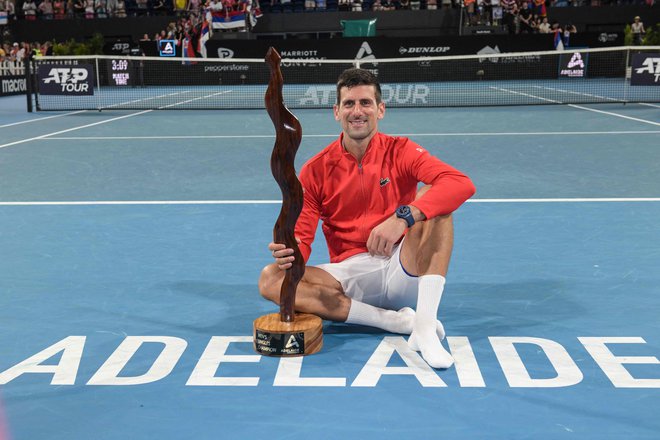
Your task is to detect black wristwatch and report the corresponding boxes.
[396,205,415,228]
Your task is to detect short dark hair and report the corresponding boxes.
[336,68,382,105]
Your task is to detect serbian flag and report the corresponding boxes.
[211,10,247,30]
[198,17,211,58]
[182,36,197,64]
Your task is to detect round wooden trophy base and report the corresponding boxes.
[253,313,323,356]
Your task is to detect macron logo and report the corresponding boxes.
[380,177,390,187]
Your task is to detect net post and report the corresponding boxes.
[95,57,102,111]
[24,56,33,113]
[623,47,630,104]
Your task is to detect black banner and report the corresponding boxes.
[203,35,556,60]
[37,64,94,95]
[631,53,660,86]
[1,76,27,96]
[559,51,588,79]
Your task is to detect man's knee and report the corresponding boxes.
[258,263,283,304]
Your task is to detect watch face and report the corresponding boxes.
[397,206,410,216]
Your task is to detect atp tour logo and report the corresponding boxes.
[559,52,587,78]
[631,54,660,86]
[37,64,94,95]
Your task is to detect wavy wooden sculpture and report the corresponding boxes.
[253,47,323,357]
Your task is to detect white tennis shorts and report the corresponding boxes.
[315,240,419,311]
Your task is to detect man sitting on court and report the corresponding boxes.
[259,68,475,369]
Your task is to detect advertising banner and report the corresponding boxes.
[37,64,94,95]
[631,53,660,86]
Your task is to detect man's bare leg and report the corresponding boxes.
[258,265,419,334]
[400,187,455,368]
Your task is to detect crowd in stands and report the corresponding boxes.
[0,0,655,21]
[0,40,51,63]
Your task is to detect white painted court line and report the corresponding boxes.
[1,198,659,206]
[0,110,153,150]
[103,90,194,109]
[491,86,660,126]
[0,110,87,128]
[639,103,660,109]
[568,104,660,126]
[489,86,562,104]
[40,130,660,141]
[158,90,232,109]
[531,85,619,102]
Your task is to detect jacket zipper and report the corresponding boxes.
[358,162,369,242]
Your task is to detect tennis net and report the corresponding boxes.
[29,46,660,111]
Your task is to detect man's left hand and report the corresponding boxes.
[367,215,408,256]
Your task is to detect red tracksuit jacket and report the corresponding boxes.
[296,132,476,263]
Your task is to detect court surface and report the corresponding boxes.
[1,94,659,439]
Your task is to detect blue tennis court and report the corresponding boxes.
[1,94,659,439]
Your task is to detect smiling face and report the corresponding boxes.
[334,84,385,151]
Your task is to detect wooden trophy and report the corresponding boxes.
[253,47,323,357]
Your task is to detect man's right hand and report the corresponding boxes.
[268,242,295,270]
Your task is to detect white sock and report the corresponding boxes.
[345,300,447,338]
[408,275,454,369]
[345,300,415,334]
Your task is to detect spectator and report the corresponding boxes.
[533,0,545,17]
[65,0,74,16]
[16,42,27,61]
[84,0,95,17]
[518,1,533,32]
[174,0,187,15]
[464,0,476,25]
[114,0,126,16]
[152,0,166,13]
[31,41,42,56]
[338,0,350,10]
[9,42,20,61]
[53,0,66,17]
[351,0,362,10]
[41,41,53,55]
[537,15,550,32]
[187,0,200,17]
[426,0,437,9]
[95,0,107,16]
[631,16,645,45]
[563,22,576,45]
[39,0,55,17]
[304,0,315,10]
[410,0,420,9]
[6,0,16,20]
[500,0,515,33]
[22,0,37,19]
[73,0,85,16]
[135,0,149,15]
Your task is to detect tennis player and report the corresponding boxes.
[259,68,475,369]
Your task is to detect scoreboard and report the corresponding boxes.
[109,59,131,86]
